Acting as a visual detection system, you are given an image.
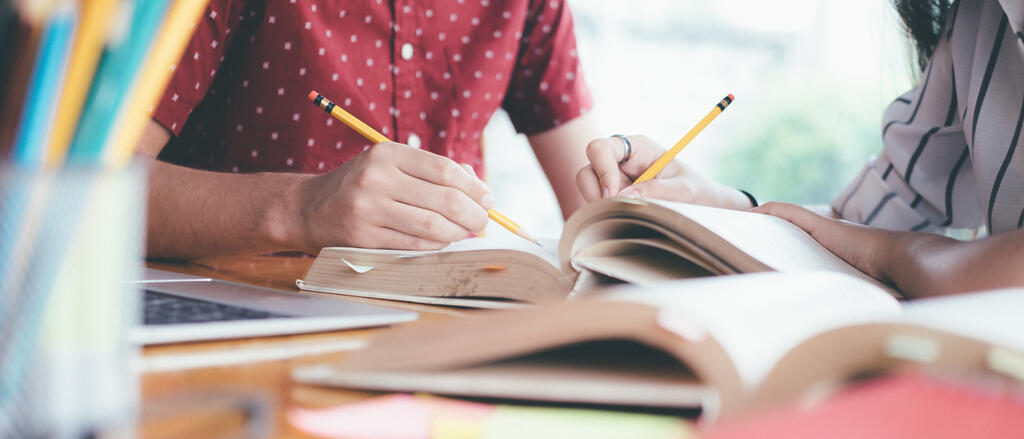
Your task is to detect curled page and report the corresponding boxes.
[341,259,374,274]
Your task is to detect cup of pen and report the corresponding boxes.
[0,163,144,437]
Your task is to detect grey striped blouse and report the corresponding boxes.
[833,0,1024,234]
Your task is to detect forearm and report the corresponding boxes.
[528,113,600,219]
[145,158,309,260]
[885,229,1024,298]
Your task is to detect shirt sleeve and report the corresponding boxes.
[1000,0,1024,51]
[832,27,982,232]
[152,0,249,136]
[502,0,593,135]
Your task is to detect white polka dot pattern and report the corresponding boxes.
[153,0,592,177]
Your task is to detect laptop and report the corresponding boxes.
[130,268,417,345]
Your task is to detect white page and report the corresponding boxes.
[442,237,560,266]
[900,288,1024,350]
[605,272,901,390]
[642,200,894,292]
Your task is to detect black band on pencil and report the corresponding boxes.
[716,103,726,111]
[313,94,324,106]
[324,101,335,113]
[723,95,734,104]
[739,189,758,208]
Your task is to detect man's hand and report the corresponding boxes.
[142,121,493,259]
[294,142,493,252]
[575,135,752,210]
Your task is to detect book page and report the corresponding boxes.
[561,198,893,293]
[900,288,1024,350]
[603,272,901,390]
[646,200,873,280]
[443,237,560,267]
[323,237,561,268]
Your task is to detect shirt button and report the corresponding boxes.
[401,43,414,60]
[407,133,422,148]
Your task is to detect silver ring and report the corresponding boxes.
[612,134,631,164]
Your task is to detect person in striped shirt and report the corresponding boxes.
[577,0,1024,298]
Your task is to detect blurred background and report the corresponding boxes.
[484,0,917,239]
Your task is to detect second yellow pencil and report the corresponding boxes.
[633,94,734,184]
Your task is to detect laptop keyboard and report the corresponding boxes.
[143,289,293,325]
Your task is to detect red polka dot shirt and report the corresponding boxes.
[153,0,594,177]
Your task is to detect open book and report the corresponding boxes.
[293,272,1024,419]
[297,198,896,307]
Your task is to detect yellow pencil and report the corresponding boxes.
[109,0,212,166]
[307,90,542,247]
[633,94,734,184]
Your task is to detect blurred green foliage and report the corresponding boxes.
[712,83,885,205]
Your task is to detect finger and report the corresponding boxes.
[575,166,604,202]
[754,202,827,235]
[585,137,629,197]
[391,171,489,233]
[459,163,493,196]
[358,226,449,251]
[381,143,495,210]
[616,135,674,179]
[377,199,472,243]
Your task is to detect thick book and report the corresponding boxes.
[297,198,895,307]
[293,273,1024,419]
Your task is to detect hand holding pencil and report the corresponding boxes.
[576,94,753,210]
[306,91,542,248]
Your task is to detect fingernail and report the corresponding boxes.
[619,188,639,199]
[481,193,495,209]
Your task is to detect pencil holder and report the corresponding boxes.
[0,163,145,437]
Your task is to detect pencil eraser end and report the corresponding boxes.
[308,90,319,101]
[727,94,735,101]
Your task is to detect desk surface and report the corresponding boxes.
[141,256,475,439]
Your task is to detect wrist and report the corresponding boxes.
[262,172,313,252]
[878,231,955,298]
[719,185,755,210]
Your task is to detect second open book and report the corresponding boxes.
[297,198,897,307]
[294,273,1024,419]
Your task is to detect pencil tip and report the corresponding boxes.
[533,239,543,247]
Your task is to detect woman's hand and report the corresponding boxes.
[575,135,752,210]
[755,202,1024,298]
[754,202,902,282]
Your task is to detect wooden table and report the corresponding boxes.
[140,256,476,439]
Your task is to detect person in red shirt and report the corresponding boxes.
[138,0,598,259]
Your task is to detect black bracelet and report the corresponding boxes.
[739,189,758,208]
